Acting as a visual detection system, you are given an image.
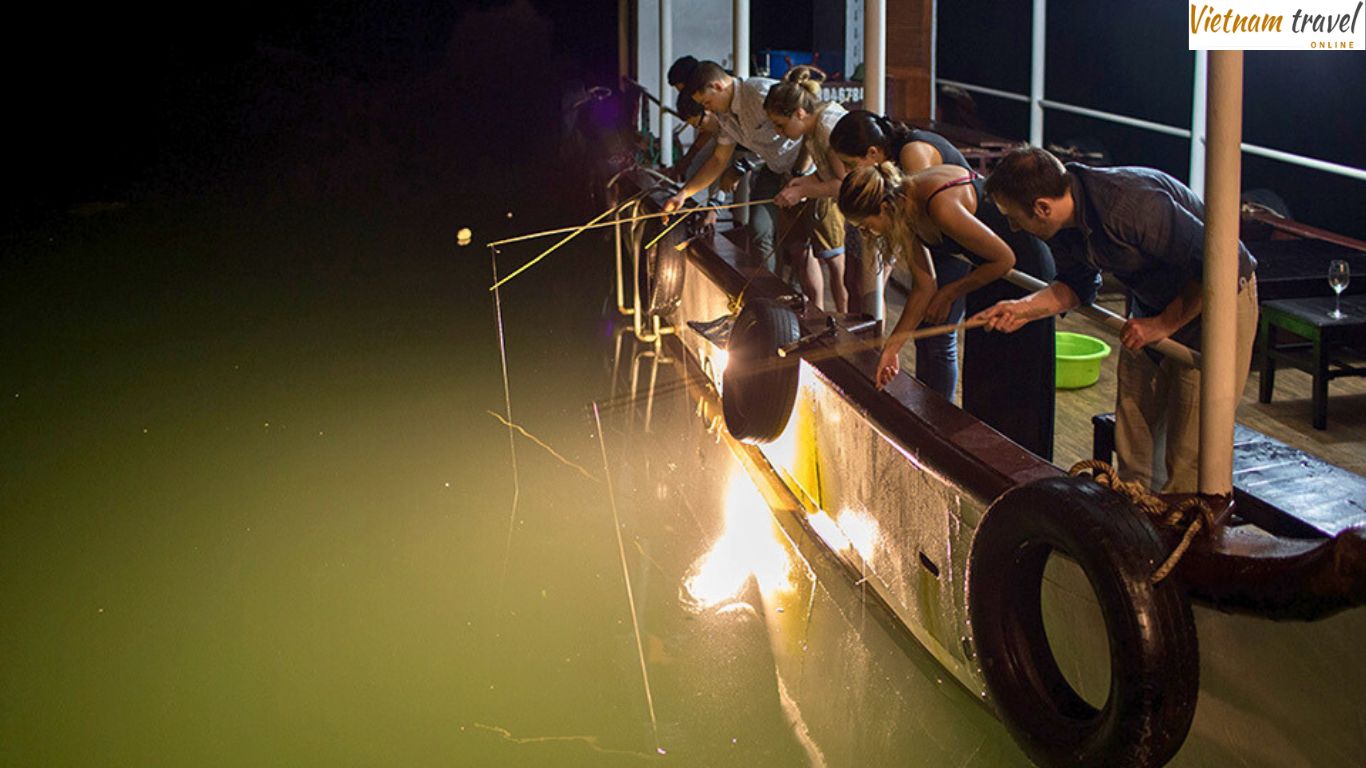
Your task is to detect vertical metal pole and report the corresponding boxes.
[864,0,885,113]
[1029,0,1046,146]
[618,0,630,88]
[1189,50,1208,197]
[615,204,633,316]
[732,0,751,224]
[659,0,674,166]
[733,0,750,78]
[929,0,938,120]
[1198,50,1243,497]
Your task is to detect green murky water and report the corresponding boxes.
[0,193,1033,766]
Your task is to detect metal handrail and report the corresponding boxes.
[1039,99,1192,139]
[934,77,1366,184]
[1238,141,1366,183]
[936,78,1031,103]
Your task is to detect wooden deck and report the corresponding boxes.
[883,289,1366,477]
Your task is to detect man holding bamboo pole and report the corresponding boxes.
[663,60,802,271]
[975,147,1258,494]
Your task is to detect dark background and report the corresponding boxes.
[6,0,1363,240]
[940,0,1366,240]
[3,0,620,236]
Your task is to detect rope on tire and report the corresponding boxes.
[1068,460,1216,585]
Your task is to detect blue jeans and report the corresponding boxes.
[914,252,969,401]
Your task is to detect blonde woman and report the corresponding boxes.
[760,65,849,312]
[837,162,1057,459]
[829,109,975,397]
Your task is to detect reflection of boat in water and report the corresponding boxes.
[607,169,1366,767]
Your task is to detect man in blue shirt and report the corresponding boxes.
[973,147,1258,493]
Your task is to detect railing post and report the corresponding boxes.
[659,0,673,166]
[1189,50,1208,197]
[929,0,938,120]
[1029,0,1046,147]
[733,0,750,78]
[864,0,885,113]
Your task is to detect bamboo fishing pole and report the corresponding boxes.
[486,198,778,292]
[487,198,637,292]
[908,316,989,341]
[485,198,777,249]
[947,253,1202,369]
[776,311,1042,366]
[641,207,693,251]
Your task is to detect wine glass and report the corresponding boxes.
[1328,260,1350,319]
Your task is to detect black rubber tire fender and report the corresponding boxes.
[721,300,801,444]
[968,476,1199,768]
[644,223,687,317]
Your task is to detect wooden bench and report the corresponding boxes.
[1091,412,1366,539]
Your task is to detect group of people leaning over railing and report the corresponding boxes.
[657,57,1259,496]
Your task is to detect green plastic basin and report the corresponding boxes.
[1055,332,1112,389]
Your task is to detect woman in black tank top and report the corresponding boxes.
[830,111,976,400]
[838,161,1058,459]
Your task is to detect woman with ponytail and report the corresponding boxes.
[829,110,978,397]
[761,65,850,312]
[838,160,1056,459]
[830,111,975,317]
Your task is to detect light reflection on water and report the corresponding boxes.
[683,470,797,611]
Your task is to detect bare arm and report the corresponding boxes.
[665,141,736,211]
[899,141,942,173]
[920,188,1016,321]
[776,151,847,205]
[971,281,1081,333]
[875,240,937,388]
[1120,278,1201,350]
[671,122,717,178]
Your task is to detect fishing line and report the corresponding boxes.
[491,246,522,596]
[592,401,664,756]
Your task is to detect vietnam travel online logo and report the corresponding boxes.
[1190,0,1365,49]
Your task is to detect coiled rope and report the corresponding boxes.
[1068,460,1217,585]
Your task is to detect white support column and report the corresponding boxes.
[733,0,750,78]
[1029,0,1046,146]
[864,0,886,113]
[929,0,938,120]
[733,0,751,225]
[659,0,674,166]
[1189,50,1208,197]
[1198,50,1243,497]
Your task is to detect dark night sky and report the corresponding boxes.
[8,1,1363,240]
[940,0,1366,240]
[5,0,620,227]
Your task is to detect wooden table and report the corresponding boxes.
[1259,295,1366,429]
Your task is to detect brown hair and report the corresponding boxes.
[681,60,730,97]
[829,109,915,160]
[763,65,826,117]
[838,163,916,258]
[982,146,1070,208]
